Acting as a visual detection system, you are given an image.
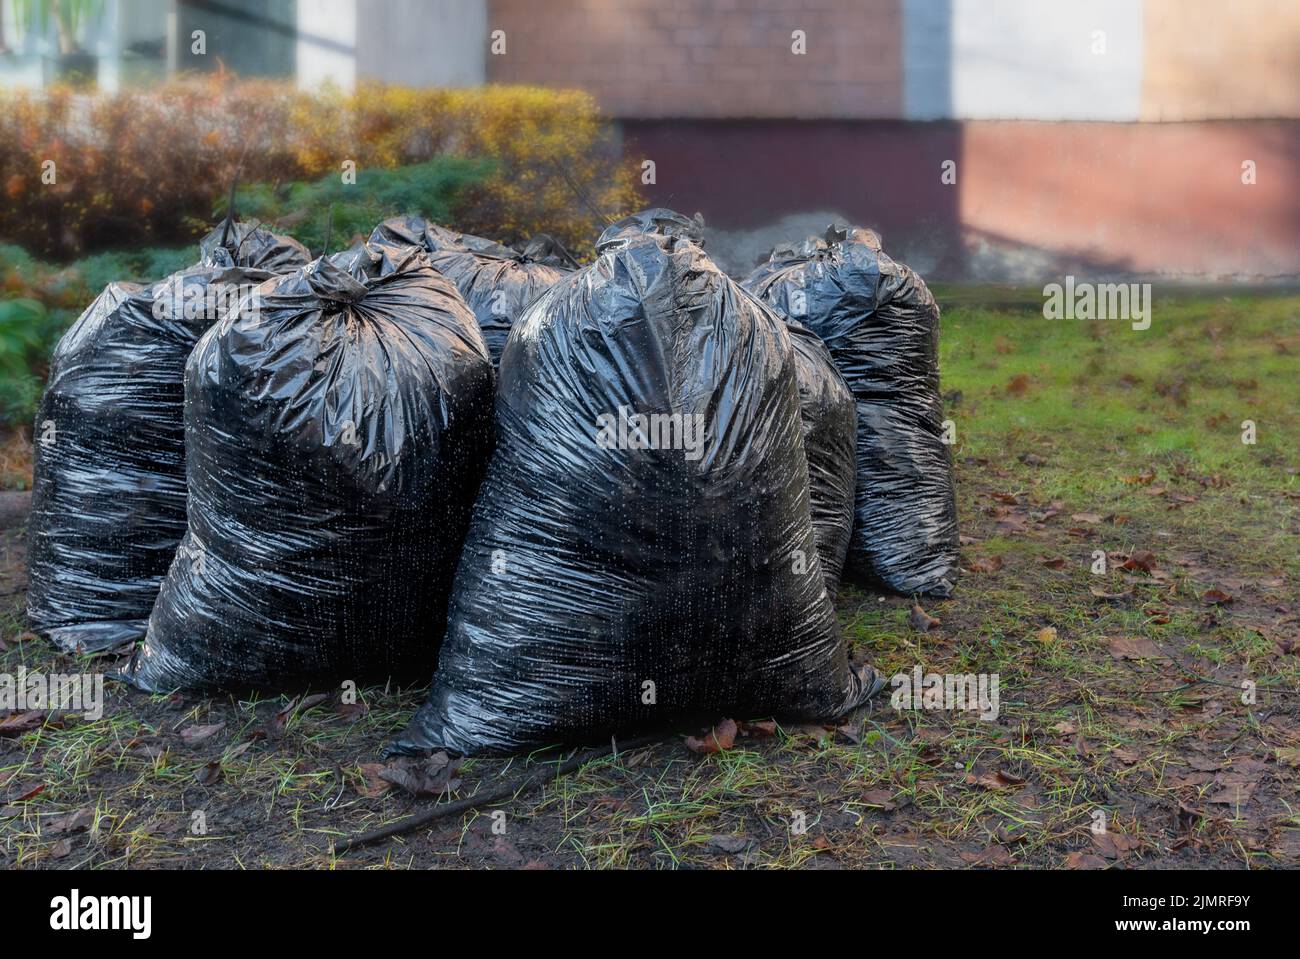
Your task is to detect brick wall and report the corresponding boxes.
[485,0,903,119]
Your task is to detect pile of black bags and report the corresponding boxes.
[743,226,959,597]
[24,206,954,758]
[391,227,876,756]
[369,216,576,366]
[125,243,495,692]
[26,223,309,652]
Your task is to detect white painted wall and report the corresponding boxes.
[904,0,1144,121]
[297,0,358,90]
[356,0,486,88]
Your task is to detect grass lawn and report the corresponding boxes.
[1,287,1297,869]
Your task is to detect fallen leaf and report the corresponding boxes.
[1005,374,1031,395]
[0,711,45,736]
[195,762,222,786]
[1041,557,1067,570]
[1090,585,1134,600]
[355,762,392,798]
[989,492,1019,505]
[1065,851,1108,869]
[1092,831,1143,860]
[860,788,897,811]
[909,604,941,632]
[686,718,738,754]
[379,752,463,796]
[1052,721,1077,734]
[49,839,73,859]
[335,701,369,721]
[1108,636,1170,661]
[46,808,92,835]
[707,834,750,853]
[738,719,777,738]
[1119,550,1158,573]
[1201,588,1234,606]
[964,769,1024,791]
[179,722,225,746]
[969,556,1004,573]
[1035,626,1059,643]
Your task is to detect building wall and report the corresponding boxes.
[485,0,903,119]
[1140,0,1300,120]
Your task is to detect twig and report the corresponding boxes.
[331,733,664,855]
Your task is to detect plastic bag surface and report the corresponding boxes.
[787,322,857,595]
[124,243,495,692]
[392,227,875,757]
[26,223,310,652]
[743,227,959,597]
[369,216,575,366]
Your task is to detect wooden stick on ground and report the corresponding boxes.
[332,733,664,856]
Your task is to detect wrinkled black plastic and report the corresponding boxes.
[369,216,575,367]
[124,243,495,692]
[743,227,959,597]
[787,322,857,595]
[26,223,310,653]
[597,208,706,253]
[391,228,875,757]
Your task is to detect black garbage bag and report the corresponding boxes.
[787,323,857,595]
[390,229,877,757]
[369,216,576,366]
[743,226,959,597]
[596,208,706,252]
[123,243,495,692]
[601,209,855,595]
[26,223,310,653]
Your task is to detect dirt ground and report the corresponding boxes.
[1,289,1297,869]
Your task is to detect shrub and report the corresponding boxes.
[0,298,60,427]
[0,78,642,260]
[218,157,495,253]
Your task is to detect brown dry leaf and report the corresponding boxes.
[1041,557,1067,570]
[1005,374,1031,395]
[739,719,778,738]
[195,761,222,786]
[1035,626,1059,643]
[1065,851,1108,869]
[1108,636,1170,661]
[961,845,1013,866]
[909,604,941,632]
[379,751,463,796]
[355,762,392,798]
[1090,585,1134,600]
[686,718,738,755]
[1275,748,1300,768]
[860,788,897,811]
[969,556,1004,573]
[1092,831,1143,860]
[989,492,1019,505]
[46,808,92,835]
[964,769,1024,791]
[1111,746,1142,765]
[179,722,225,746]
[49,838,73,860]
[335,701,369,721]
[1052,720,1077,734]
[0,711,45,737]
[1201,588,1234,606]
[1119,550,1158,573]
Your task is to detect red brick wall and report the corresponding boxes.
[485,0,903,119]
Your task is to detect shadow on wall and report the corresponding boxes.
[625,117,1300,283]
[622,119,966,278]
